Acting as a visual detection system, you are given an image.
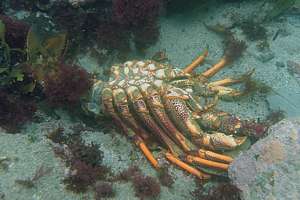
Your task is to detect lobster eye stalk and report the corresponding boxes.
[81,79,105,117]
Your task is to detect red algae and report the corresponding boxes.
[0,90,36,132]
[44,63,91,107]
[132,175,161,199]
[0,15,29,49]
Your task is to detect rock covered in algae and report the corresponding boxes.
[228,119,300,200]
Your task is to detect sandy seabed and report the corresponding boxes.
[1,1,300,199]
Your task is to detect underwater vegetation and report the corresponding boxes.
[0,16,28,88]
[112,0,161,52]
[43,63,92,108]
[94,181,115,200]
[240,20,267,42]
[0,15,29,49]
[3,0,164,58]
[205,23,247,65]
[47,126,110,193]
[0,90,36,132]
[115,165,161,199]
[47,126,163,199]
[96,22,131,55]
[0,14,93,132]
[132,175,161,199]
[157,166,174,187]
[193,182,241,200]
[0,16,37,132]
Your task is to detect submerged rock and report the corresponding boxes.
[287,60,300,78]
[229,119,300,200]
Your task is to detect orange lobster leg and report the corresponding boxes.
[183,49,209,73]
[202,57,227,78]
[208,69,254,87]
[134,136,160,169]
[208,77,242,87]
[165,152,210,179]
[186,155,229,171]
[197,149,233,164]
